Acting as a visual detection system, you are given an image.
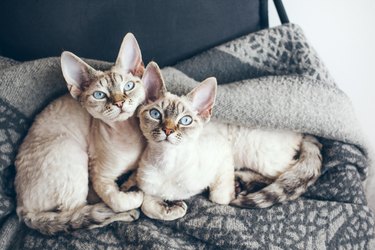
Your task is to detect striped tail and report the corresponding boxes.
[20,202,139,235]
[231,135,322,208]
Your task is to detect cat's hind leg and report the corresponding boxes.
[234,169,273,195]
[141,194,187,221]
[231,135,322,208]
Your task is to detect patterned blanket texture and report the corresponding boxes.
[0,23,374,249]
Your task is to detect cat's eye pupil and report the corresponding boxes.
[179,116,192,125]
[93,91,106,99]
[150,109,161,119]
[124,81,135,91]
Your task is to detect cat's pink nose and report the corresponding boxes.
[114,101,124,108]
[163,128,174,136]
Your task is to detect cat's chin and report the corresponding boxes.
[154,138,180,146]
[149,133,181,145]
[99,107,135,122]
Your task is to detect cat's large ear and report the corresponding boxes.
[113,33,144,77]
[61,51,98,99]
[187,77,217,119]
[142,62,166,103]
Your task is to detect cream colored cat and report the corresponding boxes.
[125,64,235,221]
[15,33,147,235]
[128,64,322,220]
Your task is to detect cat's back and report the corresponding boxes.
[15,95,91,170]
[197,122,233,169]
[228,125,302,177]
[15,94,92,211]
[200,122,229,147]
[30,94,91,139]
[16,94,91,166]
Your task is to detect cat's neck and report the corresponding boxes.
[146,139,196,160]
[142,140,195,173]
[91,116,143,139]
[103,116,139,131]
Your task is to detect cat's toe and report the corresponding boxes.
[234,177,246,196]
[127,209,140,220]
[161,200,187,220]
[175,200,188,211]
[235,180,242,195]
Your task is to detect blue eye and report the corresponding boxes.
[124,81,135,91]
[149,109,161,120]
[93,91,106,99]
[179,115,192,125]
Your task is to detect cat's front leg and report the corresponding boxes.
[209,165,235,205]
[141,194,187,221]
[92,174,143,213]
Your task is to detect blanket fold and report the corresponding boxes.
[0,23,373,249]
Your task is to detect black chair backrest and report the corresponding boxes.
[0,0,270,66]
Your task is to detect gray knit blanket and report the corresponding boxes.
[0,24,374,249]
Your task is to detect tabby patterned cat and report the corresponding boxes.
[128,63,322,220]
[15,33,146,235]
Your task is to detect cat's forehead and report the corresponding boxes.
[156,93,193,116]
[95,71,139,87]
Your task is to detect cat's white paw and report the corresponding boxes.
[209,188,234,205]
[161,201,188,220]
[109,190,144,213]
[142,200,187,221]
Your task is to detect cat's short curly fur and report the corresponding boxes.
[15,33,146,234]
[130,63,235,221]
[129,63,322,220]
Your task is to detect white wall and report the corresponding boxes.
[268,0,375,209]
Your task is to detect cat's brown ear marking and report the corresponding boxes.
[114,33,144,77]
[187,77,217,119]
[142,62,166,103]
[61,51,98,99]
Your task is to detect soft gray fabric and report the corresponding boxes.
[0,23,374,249]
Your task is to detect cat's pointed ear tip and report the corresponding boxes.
[125,32,135,38]
[123,32,137,43]
[144,62,162,76]
[147,61,160,70]
[61,52,73,67]
[61,51,79,62]
[61,51,71,59]
[208,77,217,83]
[203,77,218,87]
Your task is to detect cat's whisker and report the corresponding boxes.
[103,108,122,120]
